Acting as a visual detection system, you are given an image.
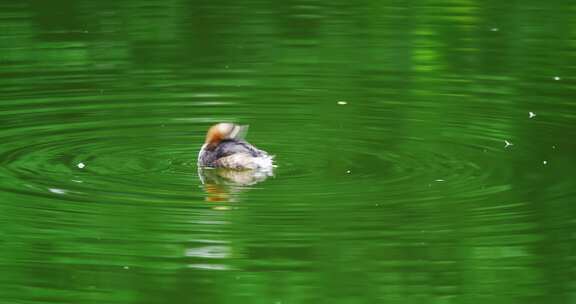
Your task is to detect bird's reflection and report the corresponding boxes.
[198,167,273,202]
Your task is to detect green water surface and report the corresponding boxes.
[1,1,575,303]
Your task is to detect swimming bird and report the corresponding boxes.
[197,123,274,171]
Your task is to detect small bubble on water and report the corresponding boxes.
[346,170,351,174]
[491,27,499,32]
[529,112,536,118]
[435,179,445,182]
[543,160,548,165]
[552,145,556,149]
[123,266,130,270]
[337,101,347,105]
[554,76,561,81]
[77,162,86,169]
[504,140,513,148]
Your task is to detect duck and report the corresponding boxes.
[197,123,274,171]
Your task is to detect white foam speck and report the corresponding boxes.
[554,76,561,81]
[77,162,85,169]
[187,264,229,271]
[543,160,547,165]
[337,101,347,105]
[504,140,513,148]
[346,170,351,174]
[49,188,66,195]
[435,179,445,182]
[491,27,499,32]
[529,112,536,118]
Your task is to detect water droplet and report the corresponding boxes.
[337,101,347,105]
[554,76,561,81]
[77,162,86,169]
[543,160,548,165]
[346,170,351,174]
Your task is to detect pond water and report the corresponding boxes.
[1,1,575,303]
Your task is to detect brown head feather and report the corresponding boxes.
[205,123,245,148]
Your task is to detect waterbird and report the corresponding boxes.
[197,123,274,171]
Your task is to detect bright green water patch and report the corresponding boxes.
[1,0,575,303]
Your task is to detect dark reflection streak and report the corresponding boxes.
[28,0,83,41]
